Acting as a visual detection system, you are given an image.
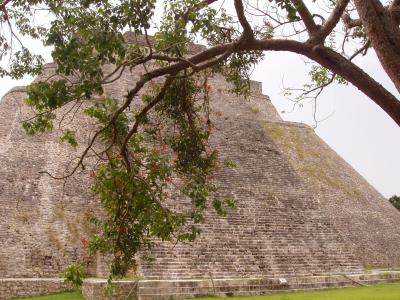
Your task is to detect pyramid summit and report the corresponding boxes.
[1,52,400,299]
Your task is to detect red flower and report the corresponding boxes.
[80,237,89,248]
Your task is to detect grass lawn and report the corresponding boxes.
[13,291,84,300]
[195,283,400,300]
[13,283,400,299]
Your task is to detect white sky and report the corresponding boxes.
[1,1,399,198]
[252,50,400,198]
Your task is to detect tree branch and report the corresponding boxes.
[0,0,12,11]
[342,14,362,29]
[311,45,400,127]
[390,0,400,25]
[249,38,400,126]
[120,76,174,160]
[312,0,350,43]
[234,0,254,39]
[391,0,400,9]
[291,0,318,34]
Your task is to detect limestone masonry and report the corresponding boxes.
[1,38,400,299]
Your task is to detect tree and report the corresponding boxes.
[0,0,399,277]
[389,195,400,210]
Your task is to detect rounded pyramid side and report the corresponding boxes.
[262,120,400,268]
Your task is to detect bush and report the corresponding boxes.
[63,263,86,289]
[389,195,400,211]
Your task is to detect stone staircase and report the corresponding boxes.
[136,88,364,280]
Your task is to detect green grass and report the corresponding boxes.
[192,284,400,300]
[13,291,84,300]
[13,284,400,300]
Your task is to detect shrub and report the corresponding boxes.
[63,263,86,289]
[389,195,400,211]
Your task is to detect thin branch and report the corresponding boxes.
[348,40,370,61]
[342,14,362,29]
[120,76,174,168]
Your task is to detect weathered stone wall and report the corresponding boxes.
[82,271,400,300]
[0,74,100,277]
[135,73,363,279]
[263,121,400,267]
[82,279,138,300]
[1,45,400,287]
[0,278,72,300]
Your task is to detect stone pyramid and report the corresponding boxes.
[1,39,400,299]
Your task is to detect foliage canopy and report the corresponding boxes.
[389,195,400,211]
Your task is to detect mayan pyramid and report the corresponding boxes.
[1,34,400,299]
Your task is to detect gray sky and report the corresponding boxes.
[252,51,400,198]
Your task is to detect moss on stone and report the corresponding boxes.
[250,106,260,114]
[262,122,306,159]
[46,226,62,250]
[15,210,33,224]
[262,121,360,197]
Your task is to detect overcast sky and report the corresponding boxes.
[252,50,400,198]
[1,2,399,198]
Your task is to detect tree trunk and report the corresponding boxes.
[353,0,400,93]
